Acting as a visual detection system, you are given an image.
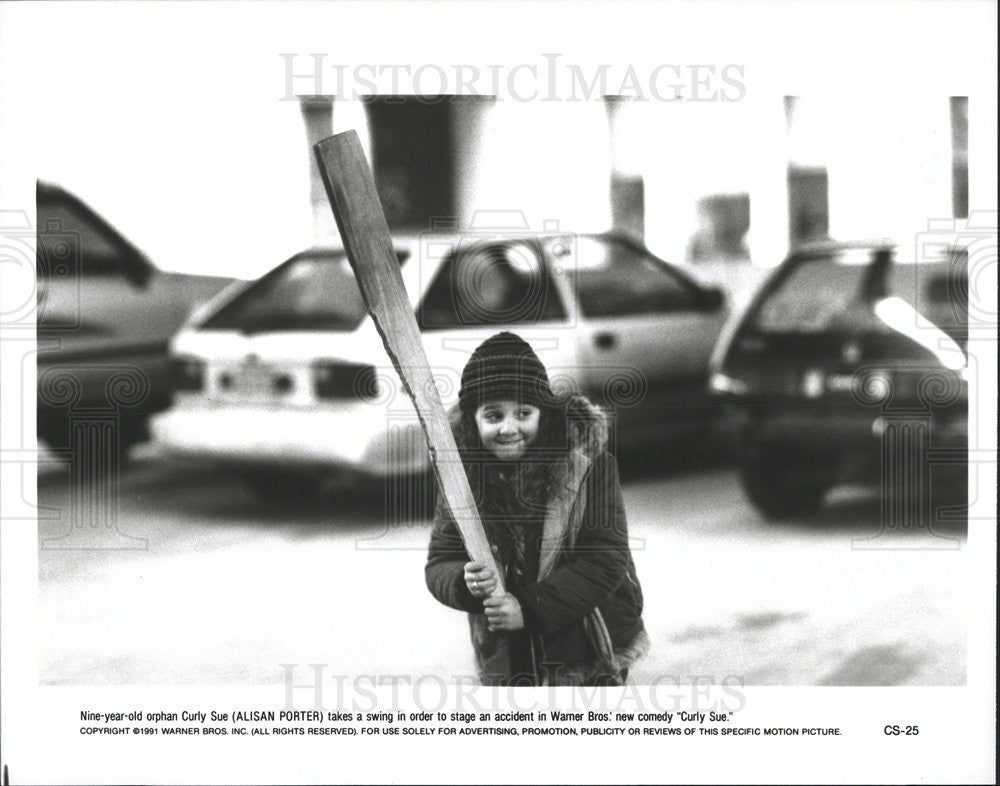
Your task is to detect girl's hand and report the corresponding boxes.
[483,594,524,632]
[463,561,498,599]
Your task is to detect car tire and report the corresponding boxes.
[739,440,834,520]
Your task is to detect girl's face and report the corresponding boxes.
[474,400,541,461]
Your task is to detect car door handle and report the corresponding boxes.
[595,332,617,350]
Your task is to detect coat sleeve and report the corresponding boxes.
[425,495,485,614]
[512,451,630,635]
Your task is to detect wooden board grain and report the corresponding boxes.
[314,130,503,595]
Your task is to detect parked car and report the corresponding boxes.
[709,239,968,519]
[36,181,234,453]
[151,232,729,499]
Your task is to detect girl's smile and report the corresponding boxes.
[474,400,541,460]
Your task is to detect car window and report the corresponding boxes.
[417,240,565,329]
[749,248,966,344]
[201,250,406,333]
[36,198,134,278]
[572,236,699,318]
[894,252,968,345]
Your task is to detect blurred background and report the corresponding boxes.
[33,93,969,278]
[33,90,976,687]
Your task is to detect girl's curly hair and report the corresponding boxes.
[452,397,602,564]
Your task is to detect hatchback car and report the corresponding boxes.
[709,240,968,519]
[35,182,233,453]
[151,232,729,498]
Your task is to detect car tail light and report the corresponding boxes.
[312,362,380,401]
[171,357,205,392]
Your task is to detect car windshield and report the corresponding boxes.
[749,247,967,348]
[201,250,404,333]
[570,236,700,318]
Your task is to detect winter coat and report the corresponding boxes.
[425,396,649,686]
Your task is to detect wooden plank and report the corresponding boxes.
[314,130,503,595]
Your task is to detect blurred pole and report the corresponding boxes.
[640,101,698,265]
[745,95,791,267]
[949,97,968,219]
[453,96,496,230]
[827,96,952,240]
[605,97,645,242]
[785,96,831,245]
[298,95,338,244]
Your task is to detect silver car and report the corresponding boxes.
[152,231,729,499]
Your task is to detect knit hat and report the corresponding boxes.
[458,332,555,413]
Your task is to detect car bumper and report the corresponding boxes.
[150,404,432,477]
[37,354,173,414]
[723,402,967,475]
[750,407,967,447]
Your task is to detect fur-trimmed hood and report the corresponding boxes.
[448,393,609,460]
[562,394,610,461]
[428,391,647,687]
[431,392,646,686]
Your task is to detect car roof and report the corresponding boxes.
[789,238,899,255]
[788,237,967,266]
[36,180,157,285]
[291,229,658,251]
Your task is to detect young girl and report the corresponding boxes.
[425,331,649,686]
